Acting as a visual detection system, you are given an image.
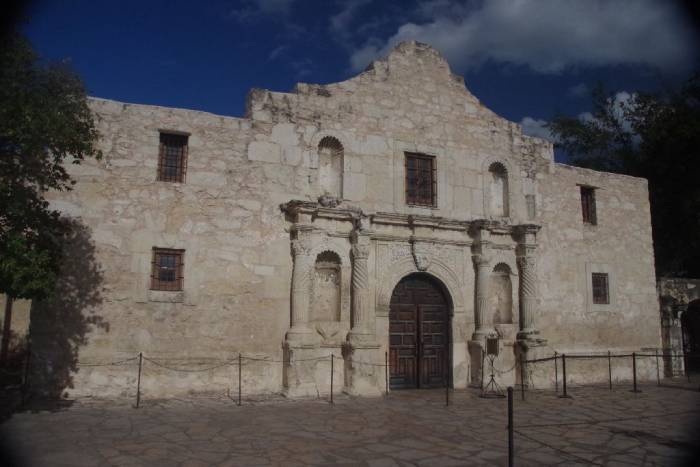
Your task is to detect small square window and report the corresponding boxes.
[405,153,437,207]
[158,133,188,183]
[580,186,597,225]
[151,248,184,291]
[591,272,609,304]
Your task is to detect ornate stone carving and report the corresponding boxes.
[318,194,341,208]
[390,243,411,262]
[412,242,433,271]
[349,233,374,344]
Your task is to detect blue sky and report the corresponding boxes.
[20,0,700,151]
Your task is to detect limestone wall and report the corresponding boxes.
[34,41,660,397]
[531,163,660,384]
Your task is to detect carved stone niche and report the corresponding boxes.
[310,251,342,323]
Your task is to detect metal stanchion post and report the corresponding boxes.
[554,351,558,394]
[519,354,525,401]
[481,349,485,391]
[330,354,334,405]
[507,387,514,467]
[238,353,242,406]
[21,342,31,406]
[608,350,612,390]
[558,354,571,398]
[655,349,660,386]
[631,352,641,393]
[136,352,143,409]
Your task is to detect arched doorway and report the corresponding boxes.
[682,299,700,373]
[389,273,451,389]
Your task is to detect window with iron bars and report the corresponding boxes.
[580,185,597,225]
[591,272,609,304]
[157,132,188,183]
[150,248,185,291]
[405,152,437,207]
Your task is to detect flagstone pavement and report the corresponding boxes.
[1,382,699,466]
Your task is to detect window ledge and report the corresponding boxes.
[148,290,185,303]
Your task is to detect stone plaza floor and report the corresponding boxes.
[1,381,699,466]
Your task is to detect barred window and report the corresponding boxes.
[150,248,184,291]
[592,272,609,305]
[158,132,188,182]
[580,186,597,225]
[405,153,437,207]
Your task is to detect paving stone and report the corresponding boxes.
[1,385,698,466]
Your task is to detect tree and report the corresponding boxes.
[0,33,101,364]
[548,75,700,278]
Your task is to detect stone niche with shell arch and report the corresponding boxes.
[309,247,351,345]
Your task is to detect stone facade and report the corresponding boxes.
[32,42,660,398]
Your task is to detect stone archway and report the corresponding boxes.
[389,273,452,389]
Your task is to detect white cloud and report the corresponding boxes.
[331,0,372,39]
[521,90,639,142]
[350,0,698,73]
[520,117,554,141]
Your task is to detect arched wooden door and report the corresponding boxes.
[389,274,450,389]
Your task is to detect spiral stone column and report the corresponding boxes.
[517,254,538,339]
[515,224,542,341]
[286,230,315,343]
[348,234,372,343]
[345,229,381,396]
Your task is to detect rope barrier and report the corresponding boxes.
[142,357,236,373]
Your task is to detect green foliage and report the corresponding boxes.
[0,33,101,300]
[547,75,700,277]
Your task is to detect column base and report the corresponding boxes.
[343,342,383,397]
[285,326,321,346]
[282,342,324,398]
[468,340,485,388]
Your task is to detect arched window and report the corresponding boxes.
[318,136,344,198]
[311,251,342,322]
[490,263,513,325]
[488,162,509,217]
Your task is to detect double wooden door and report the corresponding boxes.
[389,274,449,389]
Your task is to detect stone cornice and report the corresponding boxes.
[281,200,541,240]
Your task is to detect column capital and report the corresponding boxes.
[472,253,491,268]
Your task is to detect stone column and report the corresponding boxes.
[468,223,492,387]
[286,228,316,344]
[345,229,381,396]
[348,232,372,344]
[473,253,492,340]
[516,224,542,341]
[517,254,538,339]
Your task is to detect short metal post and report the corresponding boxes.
[330,354,334,405]
[558,353,570,398]
[655,349,660,386]
[608,351,612,390]
[519,353,525,401]
[21,341,31,406]
[507,386,514,467]
[238,353,242,406]
[554,351,558,394]
[385,351,389,396]
[136,352,143,408]
[631,352,640,393]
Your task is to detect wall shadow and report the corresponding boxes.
[26,218,108,401]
